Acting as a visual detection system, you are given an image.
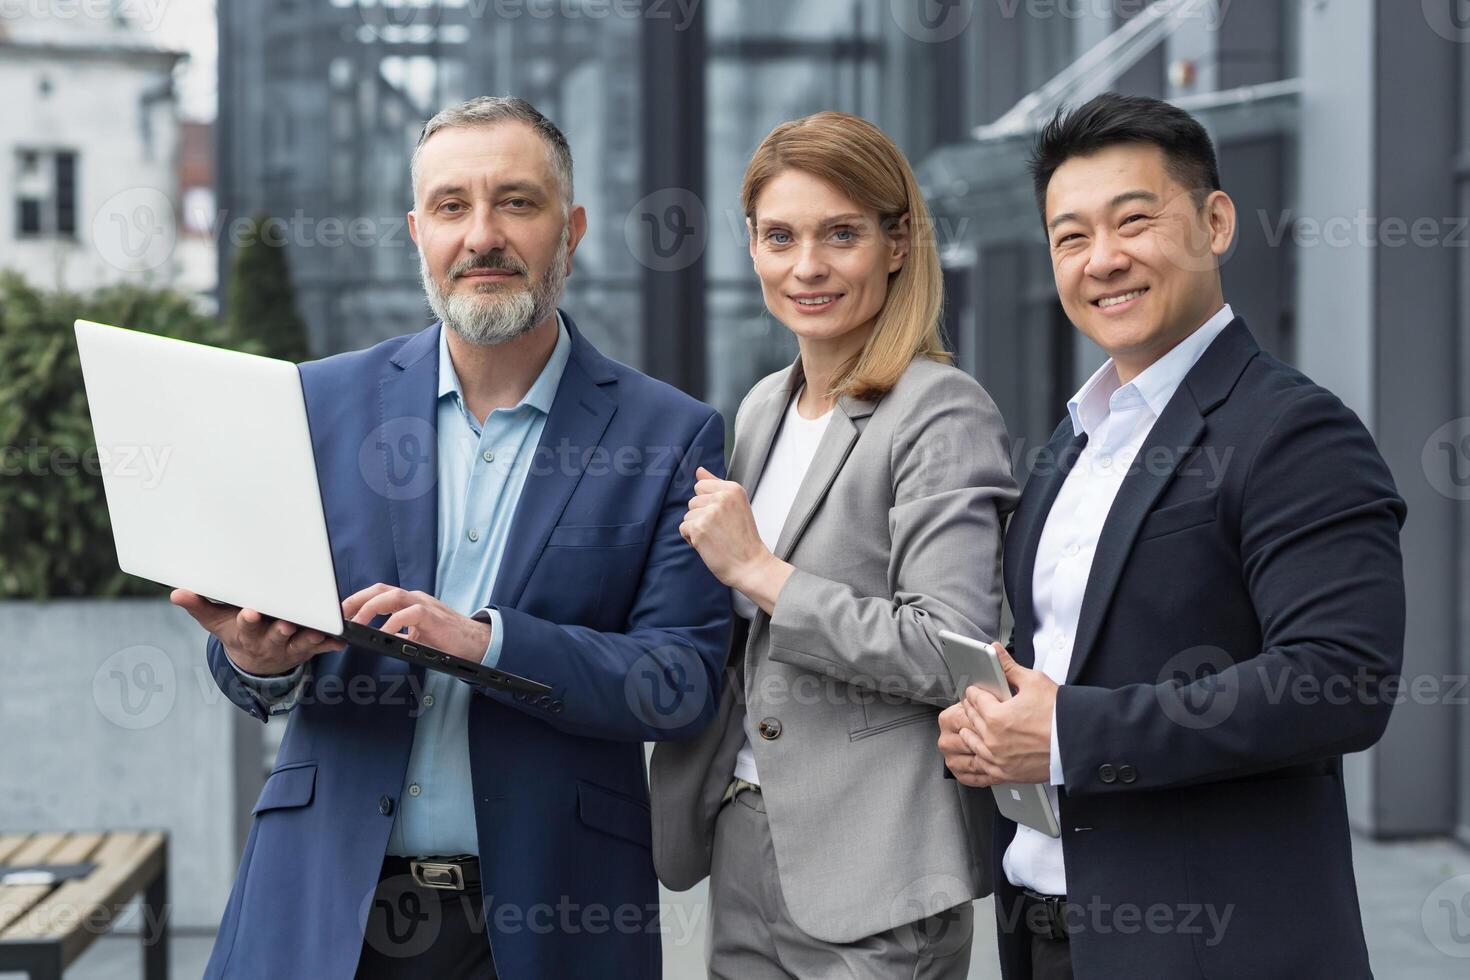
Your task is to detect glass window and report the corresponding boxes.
[13,149,77,239]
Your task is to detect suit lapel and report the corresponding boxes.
[1062,318,1259,684]
[728,360,800,490]
[378,324,442,599]
[771,394,874,561]
[1064,401,1205,684]
[744,356,877,563]
[1009,421,1087,669]
[490,314,617,610]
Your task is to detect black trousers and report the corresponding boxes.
[356,858,496,980]
[1029,932,1073,980]
[1011,890,1073,980]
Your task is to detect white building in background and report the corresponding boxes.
[0,7,214,307]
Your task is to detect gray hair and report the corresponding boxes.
[411,96,574,209]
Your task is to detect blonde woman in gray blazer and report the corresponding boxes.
[651,112,1019,979]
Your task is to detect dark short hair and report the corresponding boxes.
[1027,93,1221,219]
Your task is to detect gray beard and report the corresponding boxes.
[420,228,569,346]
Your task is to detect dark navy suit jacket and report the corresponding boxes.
[994,319,1406,979]
[203,313,731,979]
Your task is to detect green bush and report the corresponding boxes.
[0,273,245,598]
[225,213,311,362]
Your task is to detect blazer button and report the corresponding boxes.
[758,717,782,740]
[378,795,394,816]
[1118,764,1138,784]
[1098,764,1117,784]
[549,700,564,713]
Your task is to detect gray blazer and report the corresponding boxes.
[650,352,1019,944]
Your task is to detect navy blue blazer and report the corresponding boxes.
[994,319,1406,979]
[203,313,731,979]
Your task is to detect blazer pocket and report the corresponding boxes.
[576,780,652,850]
[547,520,648,549]
[1137,494,1218,541]
[252,762,317,815]
[850,709,936,741]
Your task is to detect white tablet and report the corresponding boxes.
[939,629,1061,838]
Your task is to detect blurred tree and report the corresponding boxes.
[0,273,240,598]
[225,213,311,362]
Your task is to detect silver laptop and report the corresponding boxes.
[74,318,549,696]
[939,629,1061,838]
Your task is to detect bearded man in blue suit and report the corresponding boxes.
[172,96,730,980]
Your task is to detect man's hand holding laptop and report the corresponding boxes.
[171,583,493,678]
[171,590,345,677]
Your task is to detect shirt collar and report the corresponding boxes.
[1067,303,1234,437]
[437,311,572,416]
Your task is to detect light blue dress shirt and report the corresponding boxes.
[232,315,571,857]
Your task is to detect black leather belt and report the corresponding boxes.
[382,854,481,892]
[1020,888,1069,941]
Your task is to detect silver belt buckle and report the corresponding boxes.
[410,860,465,891]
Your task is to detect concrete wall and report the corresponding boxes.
[0,599,263,931]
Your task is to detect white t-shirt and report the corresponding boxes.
[732,388,833,785]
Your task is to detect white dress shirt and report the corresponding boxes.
[1002,304,1234,897]
[731,387,832,785]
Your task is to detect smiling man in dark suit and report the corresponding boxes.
[938,94,1406,980]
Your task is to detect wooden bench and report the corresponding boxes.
[0,831,168,979]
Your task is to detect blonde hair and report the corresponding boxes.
[741,111,951,401]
